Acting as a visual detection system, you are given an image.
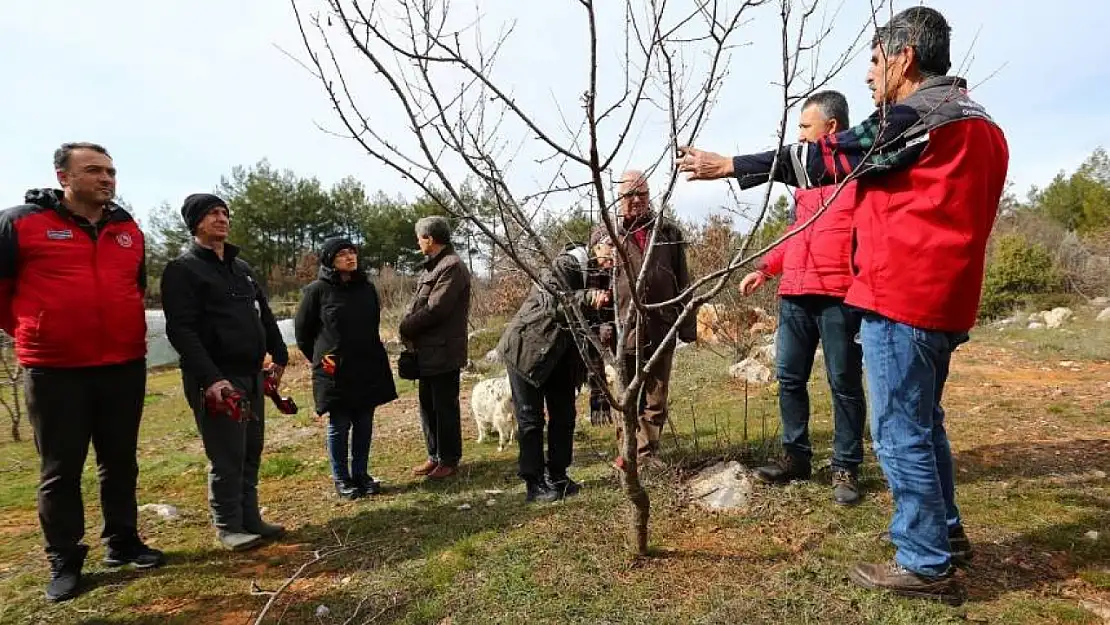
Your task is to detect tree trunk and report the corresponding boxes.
[618,399,650,555]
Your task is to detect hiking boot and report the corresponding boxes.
[546,474,582,498]
[245,520,286,539]
[832,469,861,506]
[355,475,382,496]
[45,545,88,603]
[849,560,964,606]
[879,525,973,567]
[217,531,263,552]
[525,480,561,503]
[335,479,362,500]
[103,541,166,569]
[412,459,438,476]
[754,454,812,484]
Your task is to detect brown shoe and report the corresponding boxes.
[412,459,438,476]
[849,561,964,606]
[426,464,456,479]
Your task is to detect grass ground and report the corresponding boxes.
[0,309,1107,624]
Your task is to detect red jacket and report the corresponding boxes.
[731,76,1009,332]
[0,189,147,368]
[757,182,857,298]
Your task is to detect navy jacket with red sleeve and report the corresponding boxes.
[0,189,147,368]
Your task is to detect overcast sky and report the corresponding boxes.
[1,1,1106,232]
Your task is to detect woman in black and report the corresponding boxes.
[295,237,398,499]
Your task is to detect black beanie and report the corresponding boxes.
[181,193,228,234]
[320,236,357,267]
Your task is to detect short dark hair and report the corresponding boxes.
[802,90,850,129]
[872,6,951,77]
[54,142,110,171]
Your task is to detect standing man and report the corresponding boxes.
[610,170,696,461]
[676,6,1008,604]
[161,193,289,552]
[0,143,163,602]
[497,243,609,502]
[741,91,868,507]
[401,216,471,480]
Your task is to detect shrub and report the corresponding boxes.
[980,233,1061,320]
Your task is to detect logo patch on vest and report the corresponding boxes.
[115,232,133,248]
[46,229,74,240]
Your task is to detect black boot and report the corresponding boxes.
[104,540,166,569]
[46,545,88,603]
[335,479,362,500]
[948,525,973,567]
[525,479,561,503]
[754,454,812,484]
[831,468,862,506]
[354,475,382,496]
[546,473,581,498]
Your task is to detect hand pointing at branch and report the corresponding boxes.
[676,146,734,181]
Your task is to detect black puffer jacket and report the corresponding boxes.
[294,265,398,414]
[497,246,596,388]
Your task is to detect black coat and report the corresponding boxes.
[496,248,594,389]
[161,243,289,390]
[294,265,398,414]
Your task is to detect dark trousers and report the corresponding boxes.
[507,353,578,482]
[26,360,147,559]
[418,370,462,466]
[183,372,266,533]
[326,408,374,482]
[776,295,866,472]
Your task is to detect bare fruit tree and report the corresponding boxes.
[0,333,23,442]
[291,0,880,555]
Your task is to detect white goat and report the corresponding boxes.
[471,363,619,452]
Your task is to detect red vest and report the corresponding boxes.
[0,192,147,368]
[759,182,857,298]
[846,116,1009,332]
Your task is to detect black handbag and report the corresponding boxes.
[397,349,420,380]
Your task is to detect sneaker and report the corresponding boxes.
[355,476,382,496]
[412,459,438,476]
[525,480,561,503]
[244,520,286,539]
[832,469,861,506]
[426,464,457,479]
[103,541,166,569]
[849,560,964,606]
[45,545,88,603]
[335,479,362,500]
[546,474,581,498]
[754,454,812,484]
[878,526,973,567]
[217,531,264,552]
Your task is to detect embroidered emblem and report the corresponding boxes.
[116,232,133,248]
[46,229,73,240]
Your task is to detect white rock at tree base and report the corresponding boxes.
[1097,307,1110,322]
[729,357,773,383]
[1043,307,1074,329]
[138,503,181,521]
[1027,322,1046,330]
[688,461,753,511]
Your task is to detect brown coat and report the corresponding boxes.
[611,216,697,350]
[399,246,472,376]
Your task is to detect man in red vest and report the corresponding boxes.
[741,91,867,508]
[0,143,163,603]
[676,6,1008,605]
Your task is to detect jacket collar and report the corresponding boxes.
[423,244,454,271]
[191,241,240,264]
[319,264,367,285]
[24,188,128,226]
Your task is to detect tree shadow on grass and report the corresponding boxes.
[955,438,1110,483]
[964,492,1110,603]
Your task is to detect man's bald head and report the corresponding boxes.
[618,169,650,223]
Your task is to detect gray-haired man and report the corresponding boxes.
[400,216,472,479]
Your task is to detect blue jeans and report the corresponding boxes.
[860,314,967,577]
[326,409,374,483]
[776,295,866,472]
